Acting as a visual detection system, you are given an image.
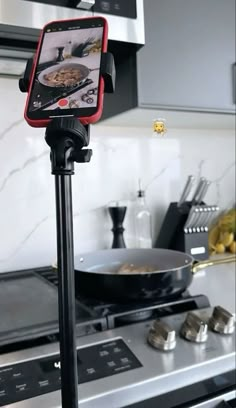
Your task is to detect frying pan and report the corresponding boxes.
[74,248,235,303]
[38,62,98,88]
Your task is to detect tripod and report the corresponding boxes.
[19,52,115,408]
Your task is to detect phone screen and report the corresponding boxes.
[26,18,106,121]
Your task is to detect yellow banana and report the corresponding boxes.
[219,231,234,247]
[208,225,220,249]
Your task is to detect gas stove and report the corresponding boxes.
[0,267,235,407]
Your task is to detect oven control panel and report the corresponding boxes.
[0,339,142,406]
[93,0,137,19]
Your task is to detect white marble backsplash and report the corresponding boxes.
[0,77,235,272]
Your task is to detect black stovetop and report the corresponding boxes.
[0,266,210,354]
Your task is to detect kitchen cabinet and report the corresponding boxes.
[137,0,235,114]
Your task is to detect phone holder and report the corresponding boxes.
[19,52,115,94]
[19,52,115,408]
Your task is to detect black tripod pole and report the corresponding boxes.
[45,118,91,408]
[19,50,115,408]
[55,172,78,408]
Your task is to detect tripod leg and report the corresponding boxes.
[55,174,78,408]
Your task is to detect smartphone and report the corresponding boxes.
[24,16,108,127]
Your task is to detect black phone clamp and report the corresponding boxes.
[19,52,115,408]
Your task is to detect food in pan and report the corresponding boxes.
[117,263,156,274]
[43,67,82,87]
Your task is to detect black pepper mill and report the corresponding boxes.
[56,46,64,62]
[109,205,127,248]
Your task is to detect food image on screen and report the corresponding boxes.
[28,22,104,114]
[43,67,83,87]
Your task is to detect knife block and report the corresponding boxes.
[154,202,209,260]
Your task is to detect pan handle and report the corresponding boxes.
[89,68,100,72]
[192,255,236,274]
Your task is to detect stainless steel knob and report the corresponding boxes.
[181,312,208,343]
[209,306,235,334]
[148,320,176,351]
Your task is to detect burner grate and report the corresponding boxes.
[106,294,210,329]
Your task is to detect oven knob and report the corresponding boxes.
[209,306,235,334]
[148,320,176,351]
[181,312,208,343]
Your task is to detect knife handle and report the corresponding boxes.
[178,175,195,207]
[191,177,206,204]
[196,180,211,204]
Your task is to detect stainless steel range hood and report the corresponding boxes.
[0,0,144,74]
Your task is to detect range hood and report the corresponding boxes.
[0,0,145,75]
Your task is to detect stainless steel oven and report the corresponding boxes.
[0,266,235,408]
[0,0,145,45]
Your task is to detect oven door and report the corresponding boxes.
[126,371,236,408]
[191,391,236,407]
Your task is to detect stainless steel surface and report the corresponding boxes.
[197,180,211,204]
[188,206,202,233]
[1,307,235,408]
[0,0,145,45]
[209,305,235,334]
[199,206,212,232]
[191,177,206,203]
[201,205,219,232]
[0,56,27,76]
[184,205,219,234]
[184,206,199,232]
[192,206,204,232]
[189,391,236,408]
[195,179,208,205]
[180,311,208,343]
[207,206,219,229]
[75,0,95,10]
[199,207,208,232]
[177,175,195,207]
[147,320,176,351]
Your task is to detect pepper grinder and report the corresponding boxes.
[108,204,127,248]
[56,47,64,62]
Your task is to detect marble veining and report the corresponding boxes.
[0,150,48,194]
[0,76,235,272]
[212,161,236,207]
[144,153,183,192]
[0,118,24,141]
[0,215,52,263]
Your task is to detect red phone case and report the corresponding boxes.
[24,16,108,128]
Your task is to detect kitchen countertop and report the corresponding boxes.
[189,257,236,315]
